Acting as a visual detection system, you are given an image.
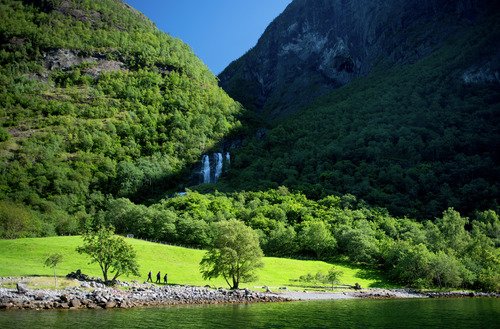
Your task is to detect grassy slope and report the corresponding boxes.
[0,236,389,290]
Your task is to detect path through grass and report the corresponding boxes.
[0,237,391,290]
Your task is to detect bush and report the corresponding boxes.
[0,201,41,238]
[0,127,9,142]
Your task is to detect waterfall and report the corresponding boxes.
[214,153,223,181]
[224,152,230,172]
[201,155,211,183]
[200,151,229,184]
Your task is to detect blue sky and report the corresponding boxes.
[124,0,292,74]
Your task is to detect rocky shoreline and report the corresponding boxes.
[352,289,499,299]
[0,280,289,310]
[1,278,498,311]
[279,288,500,301]
[424,291,500,298]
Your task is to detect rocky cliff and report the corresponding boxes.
[219,0,497,119]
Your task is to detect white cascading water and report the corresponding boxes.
[225,152,230,164]
[214,153,223,181]
[202,155,211,183]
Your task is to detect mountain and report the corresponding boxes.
[0,0,498,292]
[0,0,241,236]
[218,0,499,218]
[219,0,498,120]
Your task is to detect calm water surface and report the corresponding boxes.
[0,298,498,328]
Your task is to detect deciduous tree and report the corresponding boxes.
[200,219,263,289]
[44,253,63,288]
[299,220,336,259]
[77,226,140,283]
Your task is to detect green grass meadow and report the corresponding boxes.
[0,236,389,290]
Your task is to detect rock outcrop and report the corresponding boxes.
[219,0,497,119]
[44,49,126,78]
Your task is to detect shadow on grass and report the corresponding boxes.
[323,258,398,289]
[354,268,397,288]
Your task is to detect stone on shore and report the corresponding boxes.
[16,283,28,294]
[69,299,81,308]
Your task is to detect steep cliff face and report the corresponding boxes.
[219,0,496,119]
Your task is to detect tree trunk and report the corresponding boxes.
[232,276,239,290]
[100,263,108,282]
[223,274,231,289]
[112,270,121,282]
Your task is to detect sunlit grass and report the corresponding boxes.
[0,236,391,290]
[0,276,80,290]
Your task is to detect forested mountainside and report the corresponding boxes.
[218,0,499,219]
[0,0,498,292]
[0,0,241,235]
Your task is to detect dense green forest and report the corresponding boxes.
[0,0,241,235]
[220,16,500,219]
[88,188,498,292]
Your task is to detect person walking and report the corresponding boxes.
[156,271,161,284]
[147,271,152,282]
[163,273,168,284]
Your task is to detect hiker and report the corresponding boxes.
[147,271,152,282]
[156,271,161,283]
[163,273,168,284]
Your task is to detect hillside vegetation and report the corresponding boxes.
[222,16,499,219]
[86,189,499,292]
[0,0,241,235]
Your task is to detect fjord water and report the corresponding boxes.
[1,298,498,329]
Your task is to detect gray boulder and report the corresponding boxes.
[16,283,28,294]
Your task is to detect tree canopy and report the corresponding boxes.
[77,225,140,283]
[94,189,499,292]
[200,219,264,289]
